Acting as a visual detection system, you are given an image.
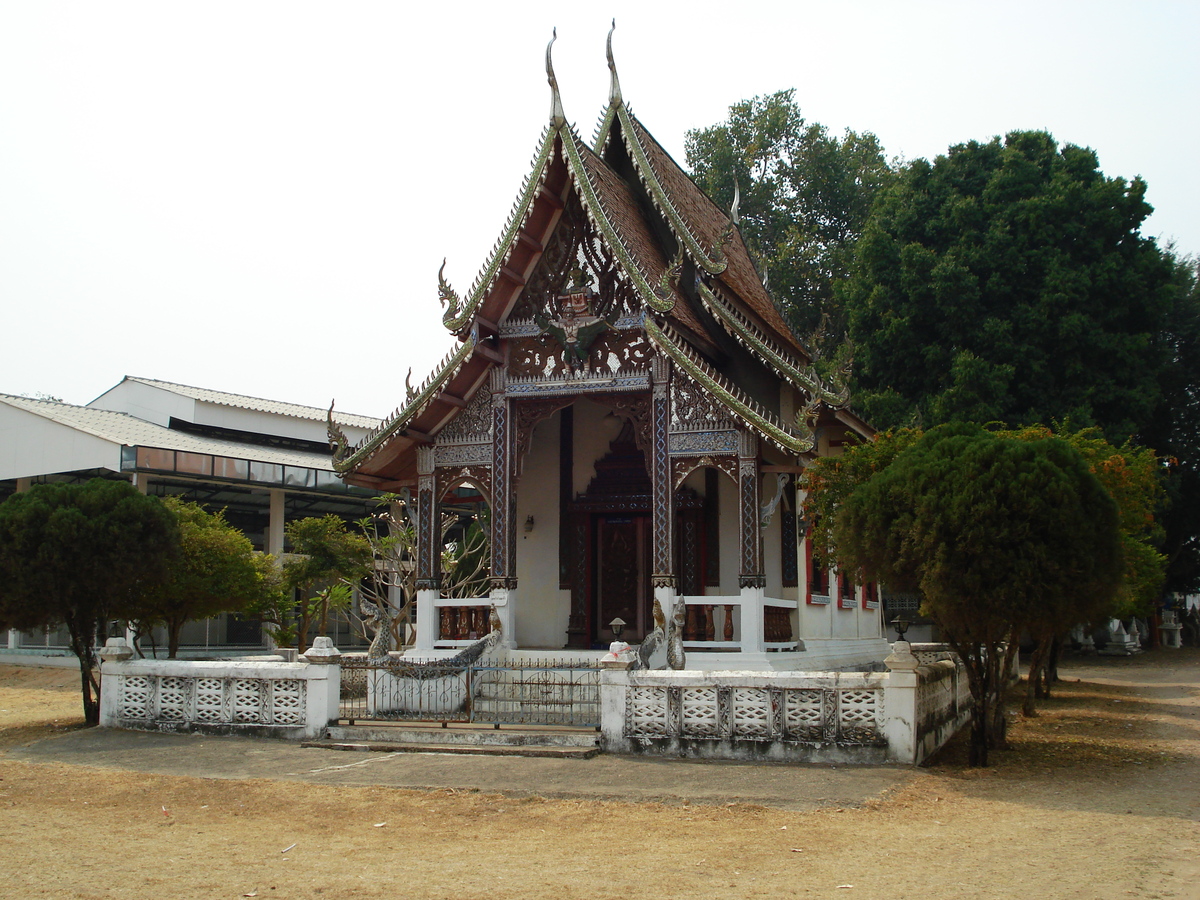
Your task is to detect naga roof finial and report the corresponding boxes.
[606,19,622,105]
[327,400,350,466]
[546,27,565,127]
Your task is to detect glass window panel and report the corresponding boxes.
[137,447,175,471]
[283,467,315,489]
[175,452,212,475]
[248,461,283,484]
[212,457,250,480]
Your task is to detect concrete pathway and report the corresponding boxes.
[7,727,919,812]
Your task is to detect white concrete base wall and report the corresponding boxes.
[599,642,970,765]
[99,650,340,740]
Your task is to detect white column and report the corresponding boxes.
[739,584,766,653]
[267,489,285,556]
[882,640,920,764]
[130,471,150,494]
[489,587,516,650]
[415,589,439,651]
[598,662,633,753]
[6,630,18,650]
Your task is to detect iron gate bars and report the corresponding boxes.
[338,656,601,728]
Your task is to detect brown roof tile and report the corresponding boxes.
[573,139,709,340]
[623,113,807,359]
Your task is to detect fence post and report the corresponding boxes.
[303,636,342,738]
[882,640,920,764]
[599,655,634,753]
[98,637,135,727]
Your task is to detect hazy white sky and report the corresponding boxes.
[1,1,1195,419]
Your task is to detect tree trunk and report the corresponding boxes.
[67,623,102,727]
[957,641,991,767]
[296,602,312,654]
[1023,638,1048,717]
[990,633,1019,748]
[1045,635,1062,692]
[167,619,183,659]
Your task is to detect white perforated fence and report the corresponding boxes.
[99,656,339,740]
[114,673,307,726]
[626,682,884,744]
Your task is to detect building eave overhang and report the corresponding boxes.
[644,315,814,456]
[696,281,852,409]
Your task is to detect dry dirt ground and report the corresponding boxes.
[1,650,1198,900]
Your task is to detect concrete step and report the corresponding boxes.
[301,738,599,759]
[323,721,601,751]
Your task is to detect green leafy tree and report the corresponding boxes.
[801,428,922,568]
[130,497,281,659]
[1000,425,1165,711]
[0,479,177,724]
[685,89,893,341]
[258,516,371,652]
[354,494,490,656]
[831,425,1122,766]
[1142,252,1200,592]
[844,130,1175,440]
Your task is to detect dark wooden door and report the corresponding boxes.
[594,514,649,643]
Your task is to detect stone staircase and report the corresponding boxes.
[303,721,601,759]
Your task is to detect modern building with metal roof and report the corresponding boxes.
[1,377,385,655]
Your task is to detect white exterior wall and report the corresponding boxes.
[88,380,196,427]
[716,472,740,596]
[88,380,376,445]
[0,404,122,480]
[514,411,569,648]
[762,482,783,598]
[571,400,623,495]
[195,401,373,445]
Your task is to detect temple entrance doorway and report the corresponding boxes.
[593,513,651,645]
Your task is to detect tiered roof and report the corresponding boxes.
[338,28,866,489]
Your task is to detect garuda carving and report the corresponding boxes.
[534,267,620,374]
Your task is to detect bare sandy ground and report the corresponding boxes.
[1,650,1197,899]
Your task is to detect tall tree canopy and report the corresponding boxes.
[830,424,1122,765]
[685,89,893,341]
[844,130,1175,440]
[1142,253,1200,591]
[131,497,279,659]
[0,479,177,724]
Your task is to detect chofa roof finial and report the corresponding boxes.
[731,176,741,226]
[546,27,565,127]
[606,19,622,105]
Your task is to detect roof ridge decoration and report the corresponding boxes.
[616,105,732,276]
[559,128,676,314]
[697,281,851,409]
[591,21,622,153]
[606,19,622,105]
[547,28,566,127]
[644,315,815,455]
[328,402,349,465]
[334,334,478,472]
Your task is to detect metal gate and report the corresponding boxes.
[338,656,601,727]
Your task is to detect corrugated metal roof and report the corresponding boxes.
[1,393,339,470]
[119,377,382,430]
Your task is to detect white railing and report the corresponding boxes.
[680,595,800,652]
[433,596,492,648]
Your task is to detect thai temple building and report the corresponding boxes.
[333,29,885,670]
